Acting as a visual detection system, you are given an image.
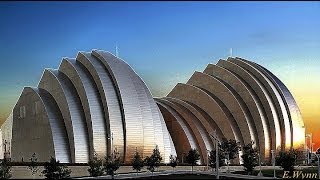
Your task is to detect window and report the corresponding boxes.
[19,106,26,118]
[33,101,39,115]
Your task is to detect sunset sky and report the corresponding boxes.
[0,2,319,150]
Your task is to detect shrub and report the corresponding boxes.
[104,148,122,179]
[131,150,144,175]
[169,155,178,172]
[241,142,258,175]
[88,152,104,177]
[41,157,71,179]
[144,145,162,176]
[185,148,200,172]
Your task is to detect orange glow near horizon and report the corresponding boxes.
[290,81,320,152]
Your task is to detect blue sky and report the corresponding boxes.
[0,2,320,138]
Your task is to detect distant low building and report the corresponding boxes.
[1,112,13,160]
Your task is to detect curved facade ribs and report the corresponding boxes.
[59,59,107,159]
[155,100,198,163]
[174,99,226,142]
[164,97,216,146]
[11,87,70,163]
[218,59,276,158]
[230,58,290,151]
[203,64,266,159]
[38,69,89,163]
[187,71,253,147]
[37,70,75,162]
[167,83,242,146]
[245,59,305,150]
[139,79,177,161]
[157,98,209,164]
[76,52,125,160]
[92,50,173,163]
[37,88,71,162]
[5,49,305,165]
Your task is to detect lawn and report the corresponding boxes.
[233,169,282,178]
[130,174,236,179]
[233,167,319,178]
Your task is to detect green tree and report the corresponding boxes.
[276,149,297,176]
[41,157,71,179]
[88,152,104,177]
[209,149,225,170]
[144,145,162,176]
[28,153,39,179]
[169,155,178,172]
[104,148,122,179]
[241,142,258,175]
[220,138,240,163]
[0,158,11,179]
[185,148,200,173]
[131,150,144,175]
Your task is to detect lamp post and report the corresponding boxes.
[182,154,183,164]
[210,130,220,179]
[310,134,313,155]
[271,150,276,179]
[225,152,230,174]
[206,149,210,171]
[306,135,309,165]
[215,134,219,179]
[108,132,114,157]
[257,152,263,177]
[306,134,313,165]
[111,132,113,154]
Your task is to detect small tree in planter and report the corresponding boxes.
[28,153,39,179]
[104,148,122,179]
[208,149,225,171]
[186,148,200,173]
[131,150,144,175]
[241,141,258,175]
[0,158,11,179]
[169,155,178,172]
[276,149,297,176]
[220,138,240,164]
[88,151,104,177]
[41,157,71,179]
[144,145,162,176]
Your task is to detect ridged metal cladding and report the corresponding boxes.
[39,69,90,163]
[76,52,124,161]
[159,57,305,164]
[59,59,107,160]
[203,63,268,160]
[166,83,241,143]
[11,87,70,163]
[7,50,304,165]
[91,50,176,163]
[217,59,276,159]
[155,100,196,162]
[230,58,291,151]
[9,49,176,164]
[247,60,305,150]
[163,97,220,146]
[157,98,207,164]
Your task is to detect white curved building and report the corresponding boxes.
[1,51,305,165]
[3,50,176,164]
[156,57,305,164]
